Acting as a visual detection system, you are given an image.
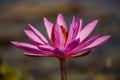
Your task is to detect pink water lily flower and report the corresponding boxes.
[11,13,111,59]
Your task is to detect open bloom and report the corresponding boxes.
[11,13,111,58]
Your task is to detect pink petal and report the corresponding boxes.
[76,20,98,42]
[77,18,82,32]
[70,50,91,58]
[44,17,54,40]
[23,52,48,57]
[84,35,111,49]
[38,45,54,52]
[38,47,68,58]
[66,18,82,46]
[65,24,74,46]
[69,34,100,53]
[54,24,65,49]
[57,13,67,30]
[24,30,44,45]
[72,16,75,24]
[66,38,80,52]
[11,41,51,55]
[80,34,100,48]
[11,41,41,52]
[70,17,76,40]
[65,16,76,44]
[28,24,48,44]
[72,19,83,40]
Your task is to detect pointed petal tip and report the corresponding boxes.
[58,13,63,17]
[84,35,111,49]
[104,35,111,40]
[43,17,48,21]
[57,13,64,21]
[94,19,99,23]
[28,24,35,30]
[71,16,76,23]
[72,16,75,19]
[79,18,83,21]
[95,19,99,21]
[80,18,83,23]
[43,17,53,26]
[28,24,34,30]
[28,24,32,27]
[28,23,31,25]
[89,19,99,26]
[102,35,111,44]
[11,41,18,44]
[106,35,111,38]
[24,30,29,33]
[57,13,64,20]
[43,17,54,40]
[11,41,21,47]
[73,16,75,18]
[94,35,111,46]
[57,13,67,29]
[24,30,32,35]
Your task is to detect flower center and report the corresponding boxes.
[53,48,65,55]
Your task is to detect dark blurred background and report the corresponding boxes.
[0,0,120,80]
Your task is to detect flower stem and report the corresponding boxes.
[59,58,67,80]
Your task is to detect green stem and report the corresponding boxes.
[59,59,67,80]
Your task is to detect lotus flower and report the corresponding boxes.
[11,13,111,59]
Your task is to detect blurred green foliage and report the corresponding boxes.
[0,63,32,80]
